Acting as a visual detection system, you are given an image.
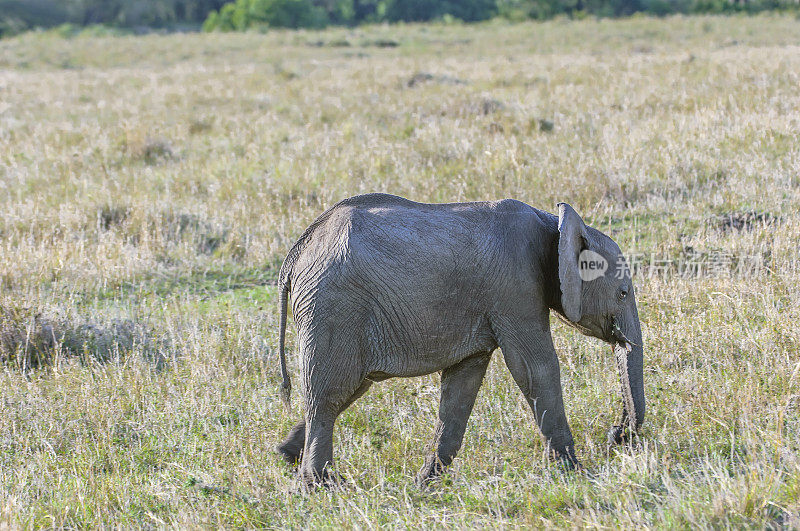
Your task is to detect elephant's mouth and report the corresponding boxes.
[555,311,607,340]
[557,313,634,352]
[609,317,633,352]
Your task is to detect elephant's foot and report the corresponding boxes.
[553,454,583,473]
[416,456,448,488]
[548,443,580,470]
[607,424,641,448]
[299,467,346,490]
[276,441,302,466]
[277,420,306,466]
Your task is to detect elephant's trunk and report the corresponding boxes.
[610,307,645,442]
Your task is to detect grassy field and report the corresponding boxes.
[1,14,800,527]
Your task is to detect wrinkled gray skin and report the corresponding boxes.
[275,193,644,486]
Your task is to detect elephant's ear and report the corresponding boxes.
[557,203,586,323]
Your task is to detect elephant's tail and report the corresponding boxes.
[278,279,292,411]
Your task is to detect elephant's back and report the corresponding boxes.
[283,193,546,293]
[335,192,534,219]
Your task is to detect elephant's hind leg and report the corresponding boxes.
[300,380,367,487]
[276,380,372,466]
[297,331,371,486]
[417,352,491,486]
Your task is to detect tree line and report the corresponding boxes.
[0,0,227,36]
[0,0,796,36]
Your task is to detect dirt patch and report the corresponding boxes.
[443,96,506,117]
[97,204,129,231]
[365,39,399,48]
[488,122,504,134]
[160,212,229,255]
[307,38,352,47]
[120,135,177,165]
[188,118,213,135]
[407,72,467,87]
[476,97,505,115]
[537,118,554,132]
[141,138,174,165]
[0,302,166,370]
[717,211,780,232]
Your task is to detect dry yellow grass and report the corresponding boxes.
[0,14,799,527]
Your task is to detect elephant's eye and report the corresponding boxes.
[618,288,628,301]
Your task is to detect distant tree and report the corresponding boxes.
[383,0,496,21]
[313,0,353,24]
[2,0,799,38]
[496,0,571,18]
[118,0,179,27]
[77,0,227,26]
[382,0,438,20]
[582,0,643,15]
[0,0,70,35]
[641,0,688,15]
[353,0,381,21]
[445,0,498,20]
[0,0,228,33]
[176,0,230,21]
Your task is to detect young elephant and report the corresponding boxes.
[275,193,644,486]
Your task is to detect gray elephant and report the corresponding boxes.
[275,193,644,486]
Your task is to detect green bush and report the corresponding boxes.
[203,0,328,30]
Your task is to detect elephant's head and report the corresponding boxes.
[556,203,644,443]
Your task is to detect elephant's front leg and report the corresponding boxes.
[496,318,577,466]
[417,352,491,486]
